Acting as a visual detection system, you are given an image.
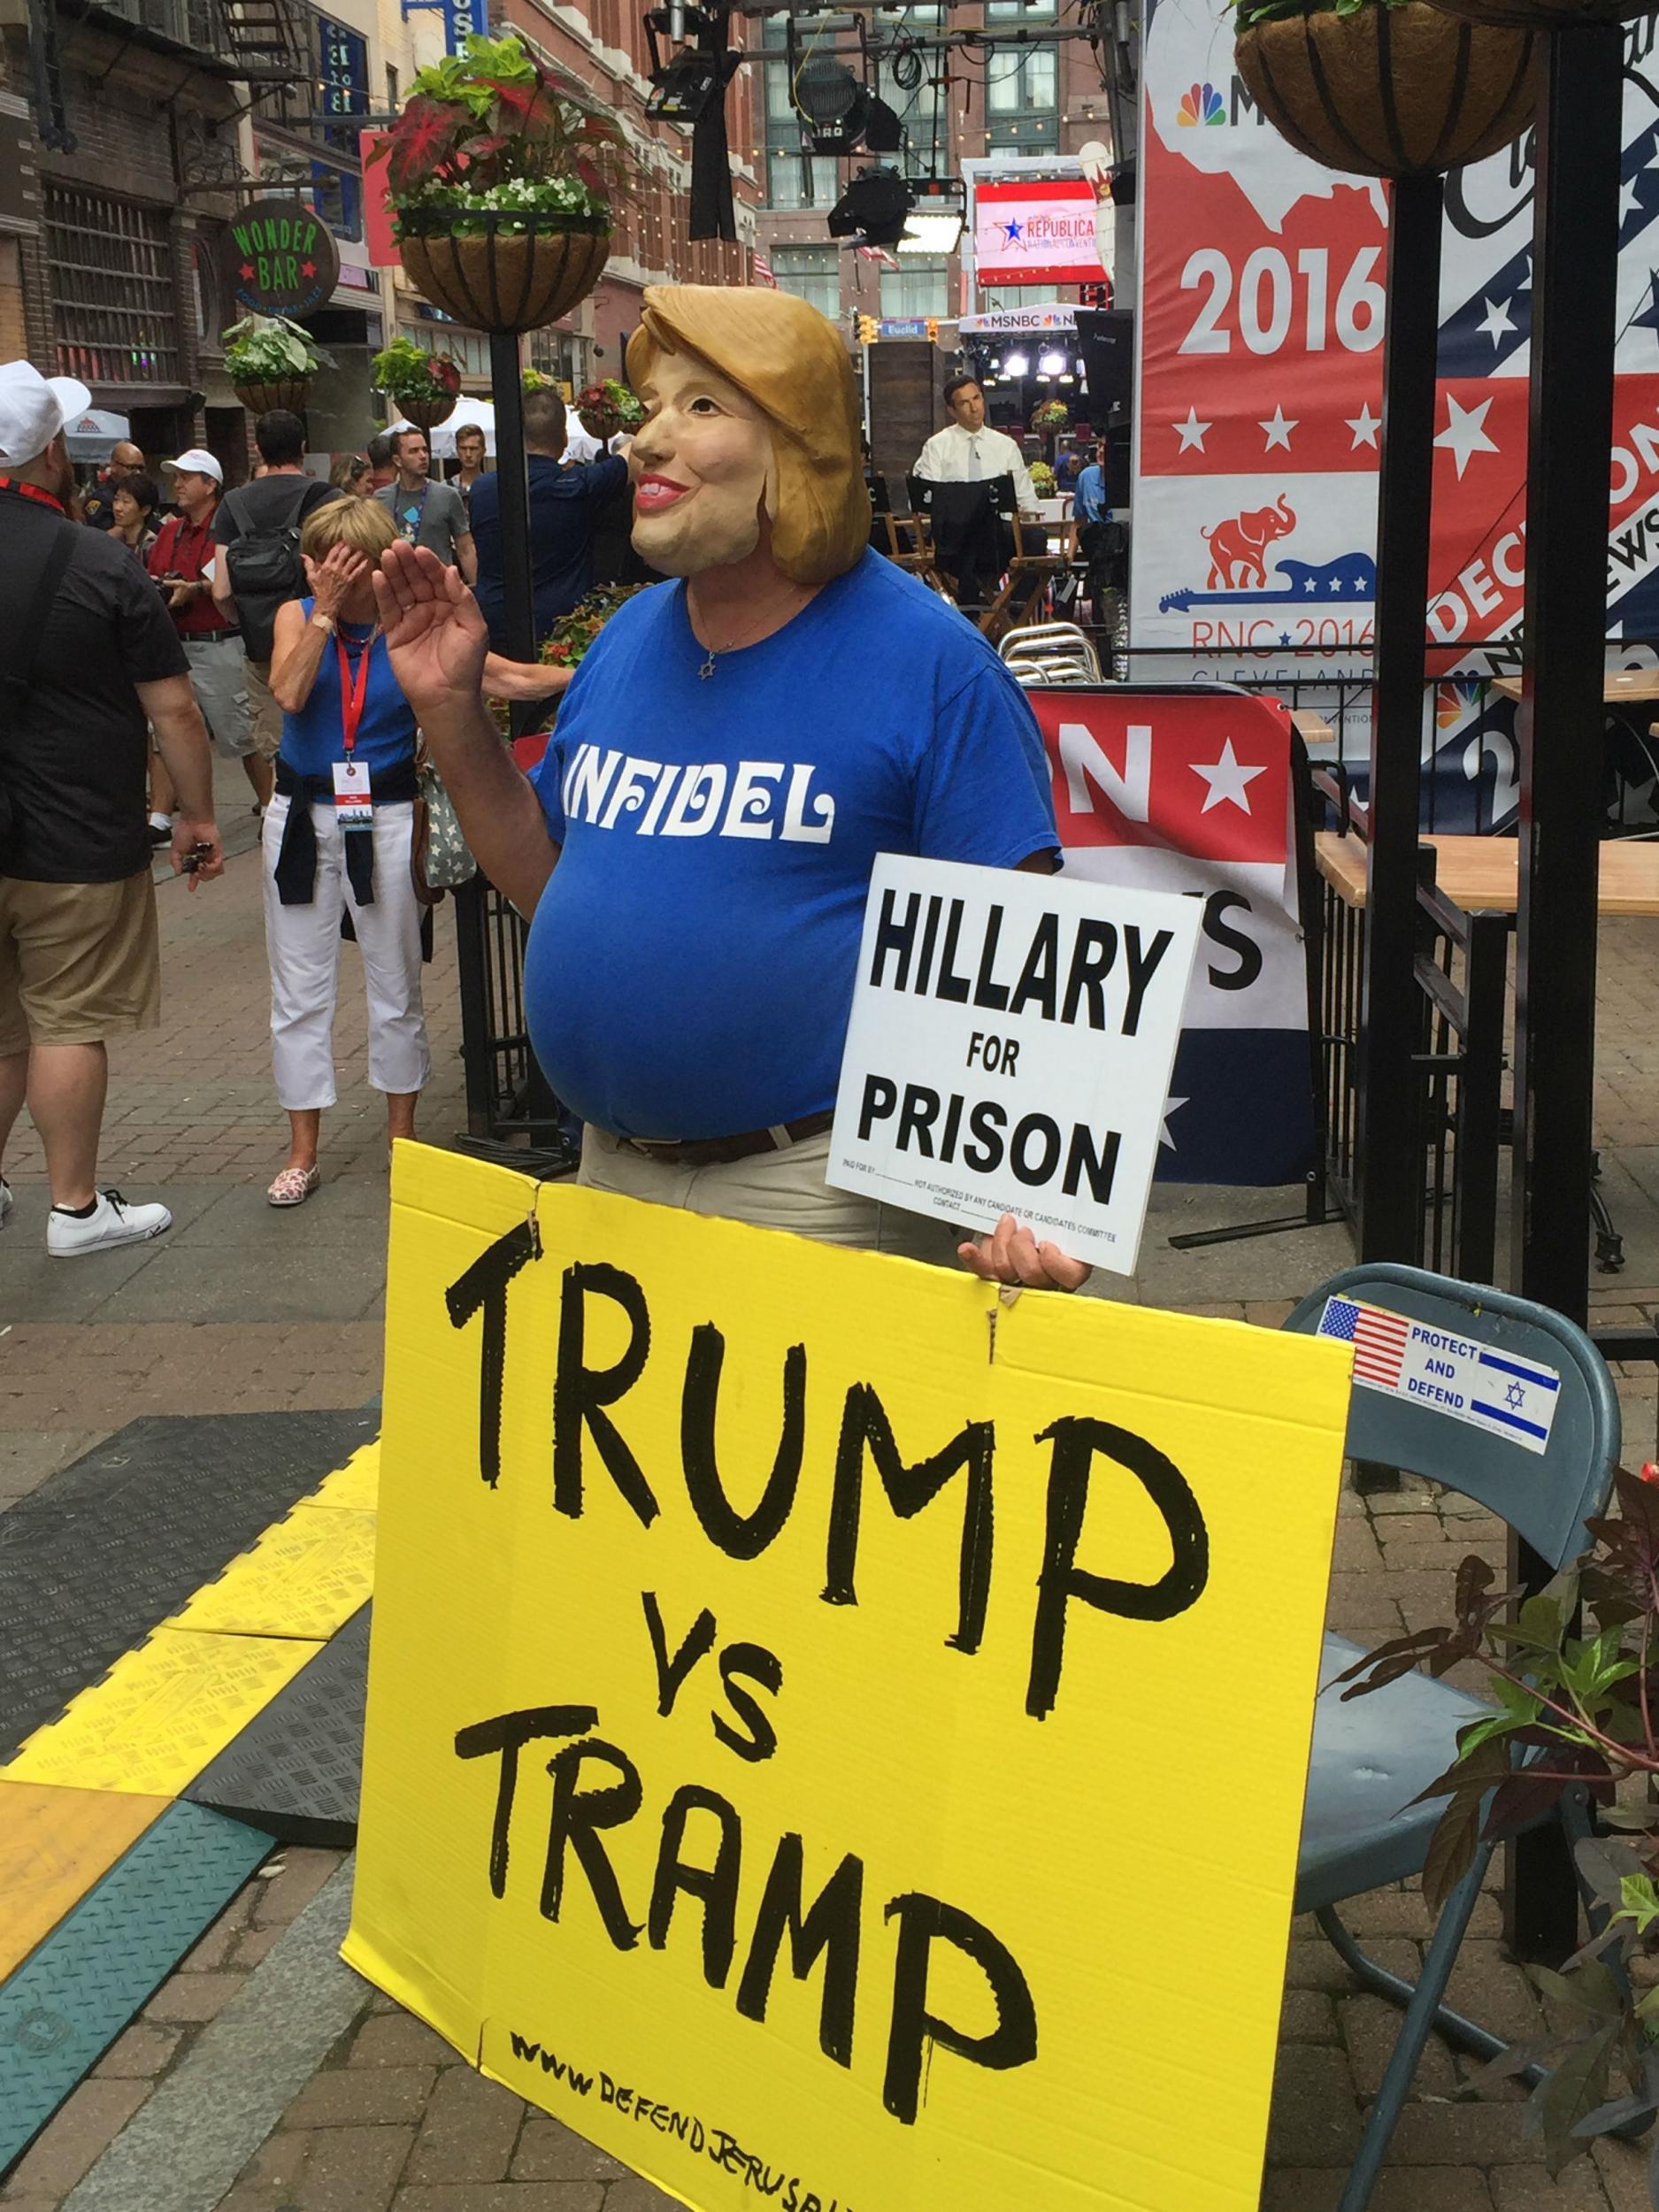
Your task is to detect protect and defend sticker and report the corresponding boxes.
[1317,1295,1561,1455]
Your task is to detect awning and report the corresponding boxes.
[65,408,131,462]
[388,396,495,459]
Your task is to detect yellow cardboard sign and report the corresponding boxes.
[347,1145,1352,2212]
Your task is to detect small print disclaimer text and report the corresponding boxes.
[507,2031,856,2211]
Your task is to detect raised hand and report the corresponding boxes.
[304,543,368,619]
[373,541,490,732]
[956,1211,1091,1292]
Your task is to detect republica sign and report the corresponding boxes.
[222,198,340,319]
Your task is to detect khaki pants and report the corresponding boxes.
[0,872,160,1054]
[577,1126,956,1263]
[245,657,282,759]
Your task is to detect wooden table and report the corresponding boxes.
[1317,830,1659,915]
[1492,668,1659,706]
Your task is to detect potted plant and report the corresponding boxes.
[370,31,637,335]
[537,582,649,674]
[1336,1467,1659,2181]
[576,377,645,442]
[1231,0,1537,179]
[372,336,464,434]
[1029,459,1058,501]
[222,314,332,417]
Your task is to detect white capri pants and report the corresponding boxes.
[261,795,432,1111]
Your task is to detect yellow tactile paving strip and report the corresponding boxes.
[0,1782,172,1983]
[2,1629,324,1798]
[166,1506,377,1641]
[0,1433,379,1983]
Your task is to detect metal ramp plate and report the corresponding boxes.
[0,1801,272,2174]
[185,1608,370,1849]
[0,1785,170,1986]
[0,1411,378,1761]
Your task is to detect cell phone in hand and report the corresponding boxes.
[180,842,213,874]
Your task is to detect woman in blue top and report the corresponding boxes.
[264,496,426,1206]
[265,497,569,1209]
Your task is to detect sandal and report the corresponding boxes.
[267,1164,320,1208]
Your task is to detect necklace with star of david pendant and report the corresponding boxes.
[698,649,718,680]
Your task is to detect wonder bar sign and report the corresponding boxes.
[827,856,1200,1274]
[347,1148,1352,2212]
[221,196,340,319]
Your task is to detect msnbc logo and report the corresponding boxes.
[1177,81,1225,126]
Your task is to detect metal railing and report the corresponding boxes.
[1311,766,1512,1285]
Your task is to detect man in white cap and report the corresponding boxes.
[0,361,222,1256]
[150,447,266,810]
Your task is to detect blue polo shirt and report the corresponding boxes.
[469,452,627,647]
[523,549,1059,1141]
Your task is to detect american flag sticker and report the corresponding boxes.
[1316,1295,1561,1455]
[1317,1296,1411,1388]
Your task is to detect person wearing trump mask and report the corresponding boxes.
[373,285,1087,1289]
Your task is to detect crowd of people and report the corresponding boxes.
[0,298,1086,1291]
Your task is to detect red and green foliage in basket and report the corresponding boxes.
[369,32,640,239]
[576,378,645,441]
[538,583,649,672]
[372,335,463,412]
[1337,1465,1659,2183]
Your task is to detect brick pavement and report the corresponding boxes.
[4,810,1659,2211]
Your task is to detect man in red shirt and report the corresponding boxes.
[149,449,268,809]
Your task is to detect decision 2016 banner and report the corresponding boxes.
[1132,0,1659,824]
[346,1147,1353,2212]
[1032,686,1316,1187]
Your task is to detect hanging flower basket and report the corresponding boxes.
[232,377,311,416]
[394,392,457,433]
[398,213,611,337]
[1233,0,1536,178]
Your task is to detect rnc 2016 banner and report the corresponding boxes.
[1030,687,1316,1188]
[974,180,1109,290]
[346,1148,1353,2212]
[1131,0,1659,826]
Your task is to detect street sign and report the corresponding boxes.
[221,199,340,319]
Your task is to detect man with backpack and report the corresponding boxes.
[211,411,342,764]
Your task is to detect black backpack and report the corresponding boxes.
[223,478,336,659]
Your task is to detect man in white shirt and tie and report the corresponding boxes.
[914,374,1038,509]
[913,374,1037,606]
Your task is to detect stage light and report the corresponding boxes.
[1004,350,1030,376]
[863,95,904,153]
[899,211,963,254]
[827,165,910,250]
[1038,348,1066,374]
[647,47,724,119]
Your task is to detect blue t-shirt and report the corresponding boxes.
[524,549,1058,1141]
[470,453,628,648]
[1074,465,1107,526]
[279,604,416,779]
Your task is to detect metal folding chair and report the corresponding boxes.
[1285,1262,1621,2212]
[997,621,1101,688]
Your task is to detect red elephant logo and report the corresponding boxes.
[1202,495,1296,590]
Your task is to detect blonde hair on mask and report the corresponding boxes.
[626,287,869,587]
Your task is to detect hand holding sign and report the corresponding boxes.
[957,1210,1092,1291]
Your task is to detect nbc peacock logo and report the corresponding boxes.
[1177,81,1225,127]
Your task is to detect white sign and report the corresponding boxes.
[1316,1295,1562,1455]
[827,856,1201,1274]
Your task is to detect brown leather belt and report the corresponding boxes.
[623,1109,835,1171]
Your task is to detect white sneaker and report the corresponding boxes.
[47,1188,172,1258]
[0,1178,11,1230]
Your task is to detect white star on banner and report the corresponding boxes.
[1159,1097,1188,1151]
[1434,393,1500,481]
[1173,407,1211,453]
[1622,176,1643,226]
[1346,403,1381,449]
[1191,737,1268,815]
[1477,296,1515,348]
[1259,404,1297,452]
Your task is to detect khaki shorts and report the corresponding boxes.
[0,872,161,1055]
[245,657,282,760]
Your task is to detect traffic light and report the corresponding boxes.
[925,317,940,344]
[856,312,879,345]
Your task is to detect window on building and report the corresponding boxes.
[763,60,843,209]
[772,244,841,321]
[985,45,1056,115]
[879,256,947,319]
[45,187,180,387]
[386,64,399,110]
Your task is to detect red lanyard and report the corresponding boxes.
[0,478,65,515]
[334,629,377,756]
